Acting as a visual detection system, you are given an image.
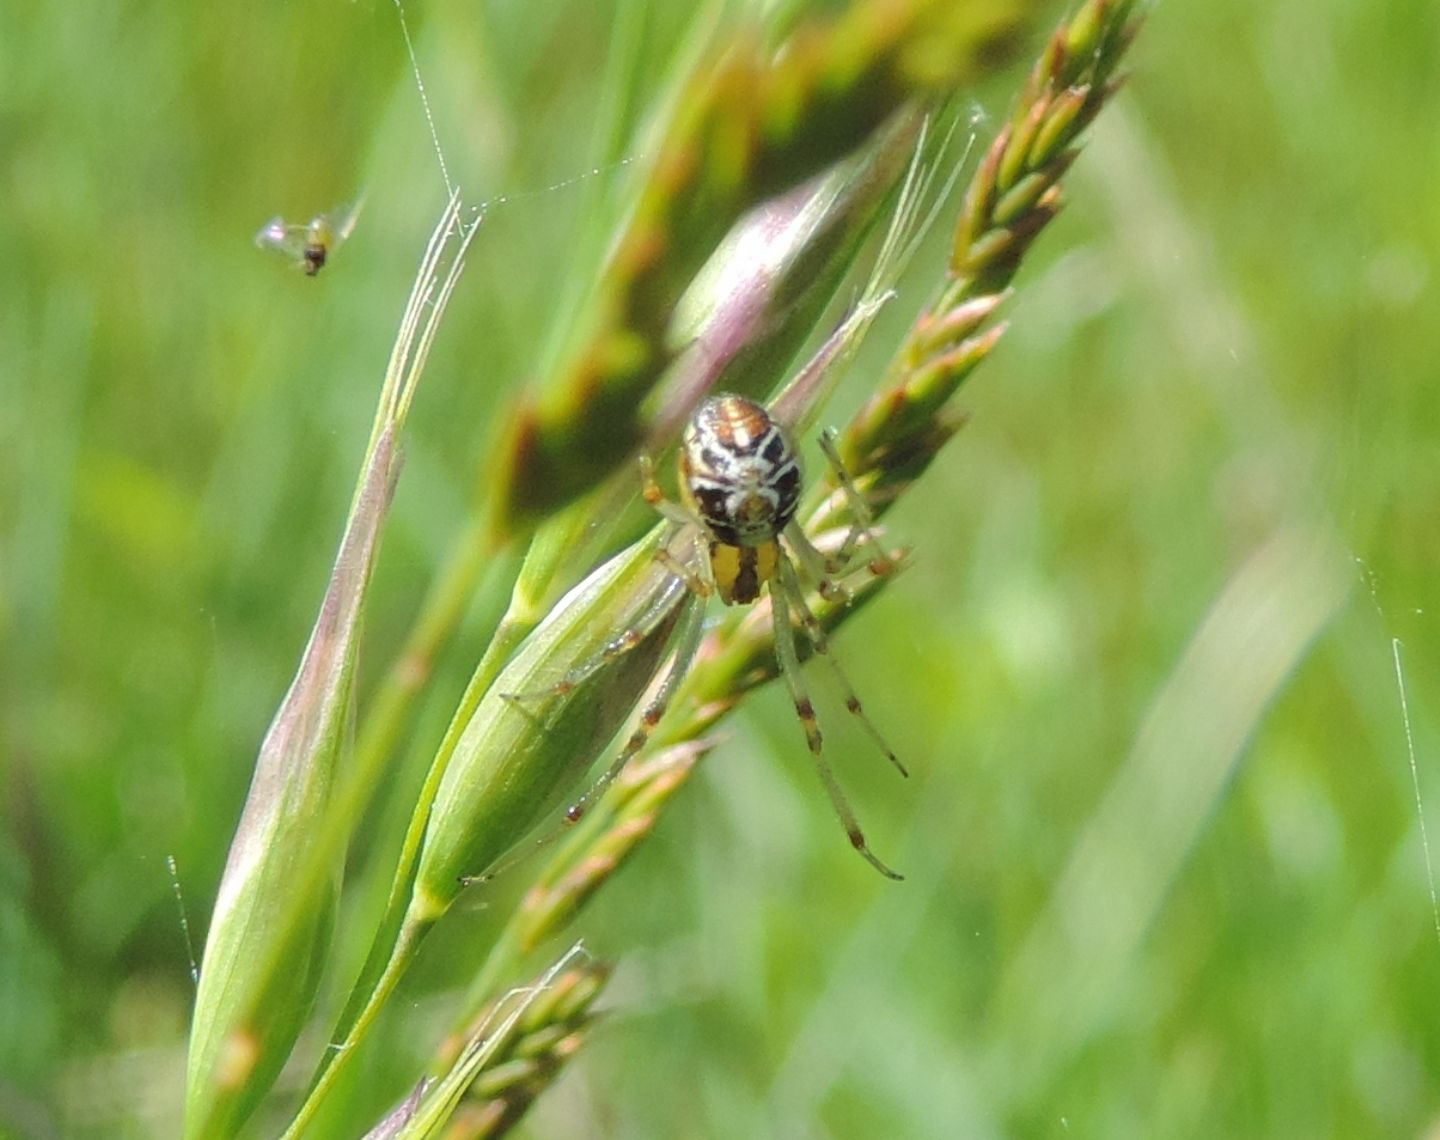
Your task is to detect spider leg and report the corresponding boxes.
[466,591,707,885]
[778,554,908,778]
[643,451,716,597]
[501,554,692,706]
[502,474,714,707]
[816,427,897,577]
[562,588,707,822]
[548,454,713,818]
[782,519,850,604]
[782,430,890,605]
[654,544,713,599]
[769,570,903,880]
[642,453,702,528]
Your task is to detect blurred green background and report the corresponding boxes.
[2,0,1437,1136]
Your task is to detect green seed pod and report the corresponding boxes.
[186,430,397,1140]
[408,523,694,925]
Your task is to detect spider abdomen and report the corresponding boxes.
[679,394,802,549]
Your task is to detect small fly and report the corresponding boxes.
[254,198,363,276]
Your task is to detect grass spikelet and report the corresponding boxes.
[841,0,1142,497]
[184,196,476,1138]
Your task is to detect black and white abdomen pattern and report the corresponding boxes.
[680,394,802,547]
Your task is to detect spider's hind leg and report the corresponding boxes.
[777,554,907,779]
[768,563,904,880]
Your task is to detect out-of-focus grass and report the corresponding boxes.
[1,0,1436,1136]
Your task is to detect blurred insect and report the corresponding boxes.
[532,392,907,879]
[254,198,363,276]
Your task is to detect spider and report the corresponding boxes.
[555,391,907,879]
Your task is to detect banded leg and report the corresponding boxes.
[466,592,707,885]
[561,588,707,822]
[501,559,692,706]
[816,427,896,576]
[769,573,903,880]
[783,519,850,603]
[782,437,891,603]
[777,555,908,778]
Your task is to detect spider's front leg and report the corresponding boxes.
[559,591,707,823]
[817,427,899,578]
